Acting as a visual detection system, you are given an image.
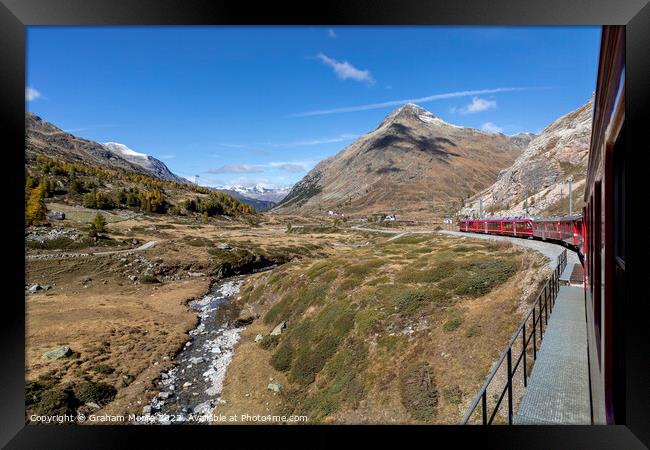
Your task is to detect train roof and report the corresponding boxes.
[530,214,583,222]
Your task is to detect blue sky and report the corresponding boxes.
[27,26,601,189]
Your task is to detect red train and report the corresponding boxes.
[458,26,626,425]
[458,216,584,256]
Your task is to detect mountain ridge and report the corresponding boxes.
[460,99,593,218]
[273,103,528,217]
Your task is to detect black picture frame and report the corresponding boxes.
[2,0,648,448]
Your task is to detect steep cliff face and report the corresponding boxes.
[273,103,524,217]
[461,99,593,217]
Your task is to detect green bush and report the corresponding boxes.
[400,362,438,421]
[139,274,161,284]
[443,317,463,332]
[443,308,465,332]
[74,381,117,406]
[396,288,446,313]
[443,386,463,405]
[259,335,279,350]
[31,387,77,416]
[270,344,294,372]
[453,259,518,297]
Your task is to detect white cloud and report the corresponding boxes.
[219,133,359,150]
[481,122,503,133]
[25,87,41,101]
[451,97,497,114]
[316,53,375,85]
[292,133,359,146]
[268,161,315,173]
[207,164,264,174]
[291,87,530,117]
[327,28,336,39]
[159,154,176,160]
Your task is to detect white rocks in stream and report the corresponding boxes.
[202,328,242,396]
[137,278,245,425]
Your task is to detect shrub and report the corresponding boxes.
[443,308,465,332]
[92,213,107,233]
[270,344,294,372]
[259,335,279,350]
[399,362,438,421]
[453,259,518,297]
[31,387,77,416]
[74,381,117,406]
[91,364,115,375]
[396,288,446,314]
[465,325,482,337]
[139,274,161,284]
[443,316,463,332]
[443,386,463,405]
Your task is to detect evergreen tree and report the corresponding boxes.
[89,213,107,238]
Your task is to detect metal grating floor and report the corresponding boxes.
[514,286,591,424]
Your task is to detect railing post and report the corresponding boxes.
[539,300,544,342]
[522,323,527,387]
[532,309,537,359]
[544,291,548,326]
[507,348,513,425]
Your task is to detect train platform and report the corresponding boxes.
[514,284,591,424]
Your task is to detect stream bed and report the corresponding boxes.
[138,275,249,424]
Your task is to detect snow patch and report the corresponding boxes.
[103,142,148,159]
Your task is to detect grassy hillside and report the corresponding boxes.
[25,155,255,227]
[220,233,549,423]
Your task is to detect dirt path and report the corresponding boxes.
[26,240,157,261]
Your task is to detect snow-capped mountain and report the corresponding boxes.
[228,184,291,203]
[273,103,525,216]
[102,142,187,184]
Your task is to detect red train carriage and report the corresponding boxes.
[458,26,625,425]
[582,26,626,425]
[531,216,584,253]
[458,218,533,237]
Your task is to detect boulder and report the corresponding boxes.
[27,284,43,294]
[142,405,152,414]
[270,321,287,336]
[254,334,264,343]
[217,242,232,250]
[46,211,65,221]
[234,316,255,328]
[41,346,72,360]
[267,383,283,393]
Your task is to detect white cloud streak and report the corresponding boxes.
[327,28,336,39]
[291,87,530,117]
[25,87,41,101]
[451,96,497,114]
[207,164,264,174]
[316,53,375,85]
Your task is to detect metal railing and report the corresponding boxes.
[461,249,568,425]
